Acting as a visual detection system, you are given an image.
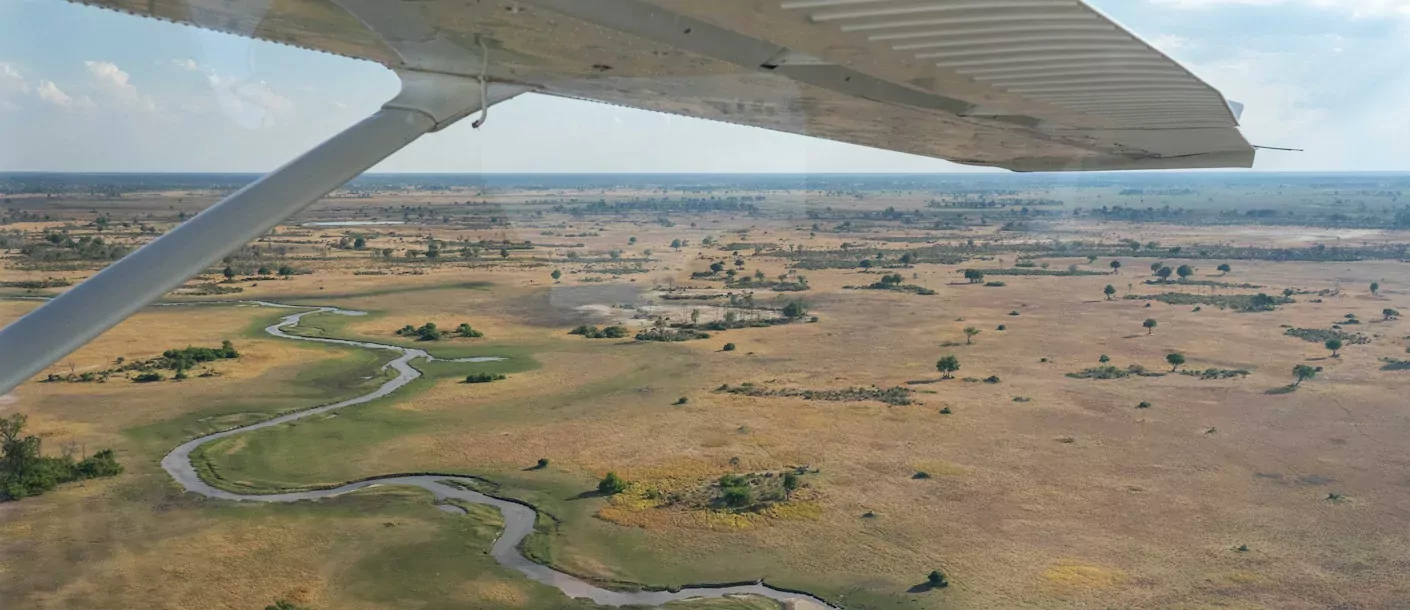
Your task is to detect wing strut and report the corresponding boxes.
[0,72,527,394]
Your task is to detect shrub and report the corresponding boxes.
[597,472,628,495]
[132,372,164,383]
[913,471,932,479]
[927,570,949,588]
[465,373,506,383]
[1008,310,1021,316]
[996,324,1006,331]
[722,342,737,351]
[673,397,688,405]
[535,458,550,469]
[722,484,754,508]
[983,375,1001,384]
[939,406,953,414]
[984,281,1006,287]
[1136,401,1152,409]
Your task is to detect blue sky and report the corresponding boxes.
[2,0,1409,173]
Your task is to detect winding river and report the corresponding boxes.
[160,301,836,609]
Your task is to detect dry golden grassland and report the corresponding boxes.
[3,190,1410,609]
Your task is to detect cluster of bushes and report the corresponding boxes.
[1124,292,1291,311]
[464,373,506,383]
[44,341,240,384]
[1283,327,1370,345]
[1,414,123,501]
[1066,364,1165,379]
[1144,279,1262,289]
[1178,368,1251,379]
[716,382,913,406]
[0,277,71,289]
[635,327,712,342]
[569,324,630,339]
[845,274,936,295]
[396,322,482,341]
[966,267,1108,277]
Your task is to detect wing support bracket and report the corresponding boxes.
[0,71,527,394]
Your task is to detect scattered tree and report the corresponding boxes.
[1155,266,1173,281]
[1166,352,1186,372]
[1099,354,1110,363]
[1325,338,1343,358]
[1103,284,1116,300]
[499,248,510,259]
[1136,401,1152,409]
[353,236,367,250]
[722,342,737,352]
[927,570,949,589]
[536,458,550,469]
[782,300,808,319]
[1384,308,1400,321]
[1370,282,1380,296]
[1176,264,1193,280]
[935,355,961,379]
[1217,263,1232,274]
[1110,260,1122,273]
[1143,318,1158,335]
[963,327,980,345]
[222,266,235,280]
[670,238,683,251]
[1292,364,1318,386]
[551,269,562,281]
[782,471,800,496]
[1087,255,1098,264]
[963,269,984,283]
[1150,261,1164,273]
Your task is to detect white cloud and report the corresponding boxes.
[35,80,73,108]
[205,72,294,125]
[84,60,156,112]
[0,62,30,95]
[1150,0,1410,17]
[170,58,198,71]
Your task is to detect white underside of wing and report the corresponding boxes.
[69,0,1254,171]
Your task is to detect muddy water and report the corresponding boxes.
[160,301,835,609]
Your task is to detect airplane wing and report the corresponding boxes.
[72,0,1253,171]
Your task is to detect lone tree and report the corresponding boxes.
[1325,338,1343,358]
[550,269,562,281]
[1087,255,1098,264]
[1103,284,1116,300]
[1176,264,1194,280]
[1099,354,1110,363]
[927,570,949,589]
[1217,263,1232,275]
[1166,352,1186,372]
[963,269,984,283]
[670,238,683,251]
[222,266,235,280]
[597,472,628,495]
[1110,260,1122,273]
[1143,318,1158,335]
[353,236,367,250]
[1370,282,1380,296]
[1292,364,1318,386]
[782,300,808,319]
[936,355,961,379]
[499,248,510,259]
[963,327,980,345]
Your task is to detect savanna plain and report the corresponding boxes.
[2,173,1409,610]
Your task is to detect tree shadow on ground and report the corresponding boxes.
[907,582,947,594]
[905,378,947,385]
[1380,360,1410,371]
[569,490,607,501]
[1122,334,1145,339]
[1265,384,1298,395]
